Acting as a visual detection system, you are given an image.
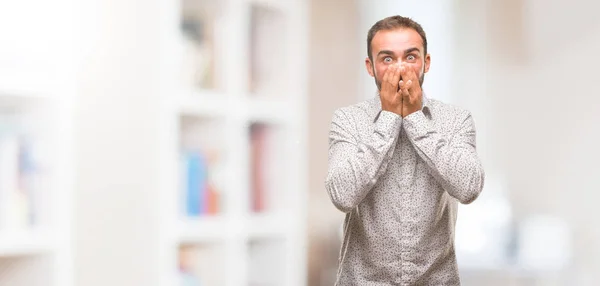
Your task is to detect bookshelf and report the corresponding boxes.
[0,0,74,284]
[0,64,74,286]
[158,0,308,285]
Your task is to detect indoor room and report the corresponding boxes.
[0,0,598,285]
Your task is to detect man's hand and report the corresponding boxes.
[380,64,403,116]
[398,64,423,117]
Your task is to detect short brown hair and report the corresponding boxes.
[367,15,428,61]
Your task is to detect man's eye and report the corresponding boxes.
[407,55,416,61]
[383,57,392,63]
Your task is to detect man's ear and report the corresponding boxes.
[365,57,375,77]
[424,54,431,73]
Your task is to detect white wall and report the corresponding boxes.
[73,0,163,285]
[456,0,600,284]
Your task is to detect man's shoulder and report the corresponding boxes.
[427,98,472,118]
[331,97,376,121]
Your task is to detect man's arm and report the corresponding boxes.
[325,108,402,213]
[402,109,485,204]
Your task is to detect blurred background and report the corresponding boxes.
[0,0,598,285]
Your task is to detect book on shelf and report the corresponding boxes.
[250,124,265,212]
[180,149,221,217]
[0,127,45,231]
[248,5,288,97]
[180,4,217,91]
[178,244,224,286]
[249,123,285,213]
[179,245,202,286]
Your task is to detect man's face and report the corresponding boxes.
[365,28,431,91]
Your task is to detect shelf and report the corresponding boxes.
[162,0,308,285]
[0,229,56,257]
[176,216,228,244]
[176,89,232,118]
[176,91,295,123]
[246,213,288,239]
[176,214,290,244]
[0,69,62,105]
[248,0,291,14]
[0,93,56,113]
[246,98,295,124]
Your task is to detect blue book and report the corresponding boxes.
[185,151,207,216]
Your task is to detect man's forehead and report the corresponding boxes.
[372,28,424,53]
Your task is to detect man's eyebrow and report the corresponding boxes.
[404,47,421,54]
[376,50,394,57]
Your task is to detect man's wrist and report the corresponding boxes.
[402,110,428,138]
[375,110,403,136]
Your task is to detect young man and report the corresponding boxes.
[325,15,485,285]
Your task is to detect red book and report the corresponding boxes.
[250,124,267,212]
[206,184,218,215]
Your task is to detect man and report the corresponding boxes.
[325,15,485,285]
